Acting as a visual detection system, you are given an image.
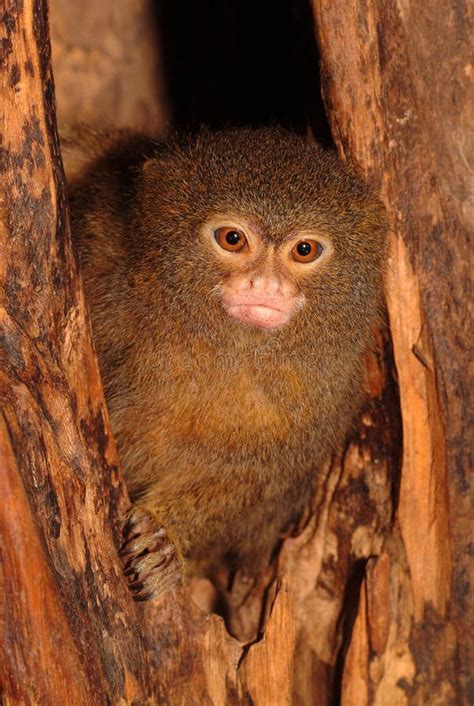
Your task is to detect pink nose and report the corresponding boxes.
[247,274,283,296]
[219,271,300,329]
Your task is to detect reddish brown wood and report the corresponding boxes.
[312,1,473,703]
[0,414,95,705]
[0,1,148,702]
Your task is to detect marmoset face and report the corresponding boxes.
[202,216,333,329]
[135,127,386,338]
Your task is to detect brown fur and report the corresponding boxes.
[63,125,387,580]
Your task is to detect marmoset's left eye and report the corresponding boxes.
[291,240,323,263]
[214,227,248,253]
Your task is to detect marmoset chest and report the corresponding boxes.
[118,339,318,464]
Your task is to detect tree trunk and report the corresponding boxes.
[1,1,471,705]
[312,1,473,703]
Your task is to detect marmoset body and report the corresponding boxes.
[63,126,387,598]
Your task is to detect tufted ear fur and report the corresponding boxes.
[60,124,157,185]
[60,124,113,183]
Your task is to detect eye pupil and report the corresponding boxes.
[226,231,241,245]
[214,227,248,252]
[292,239,323,263]
[296,241,312,257]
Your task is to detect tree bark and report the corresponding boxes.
[1,1,471,705]
[312,1,473,703]
[0,1,152,702]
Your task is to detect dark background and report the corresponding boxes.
[154,0,331,141]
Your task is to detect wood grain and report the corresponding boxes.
[312,0,473,702]
[1,1,148,702]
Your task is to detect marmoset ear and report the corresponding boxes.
[60,124,105,183]
[141,157,158,174]
[139,155,178,201]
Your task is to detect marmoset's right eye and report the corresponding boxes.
[214,227,248,252]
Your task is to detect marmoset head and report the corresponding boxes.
[132,127,387,339]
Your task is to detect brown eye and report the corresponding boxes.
[214,227,248,252]
[291,240,323,263]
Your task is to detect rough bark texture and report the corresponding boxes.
[312,1,473,703]
[1,0,471,705]
[0,1,150,702]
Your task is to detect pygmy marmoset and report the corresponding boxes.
[62,126,387,599]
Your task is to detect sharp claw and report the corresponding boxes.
[123,565,138,577]
[133,591,153,602]
[119,544,133,557]
[120,509,183,600]
[128,579,145,591]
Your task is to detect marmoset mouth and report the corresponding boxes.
[223,302,293,329]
